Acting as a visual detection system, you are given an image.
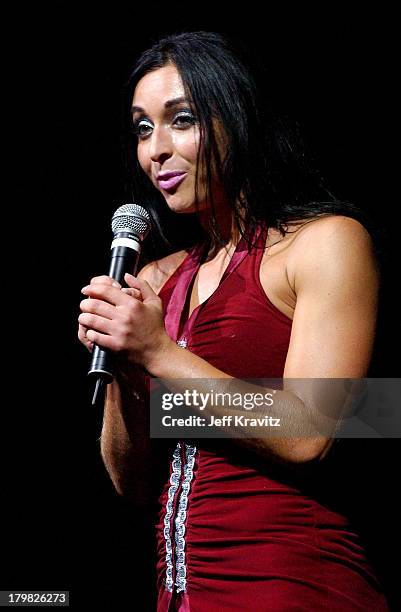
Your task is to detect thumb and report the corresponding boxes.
[124,273,159,303]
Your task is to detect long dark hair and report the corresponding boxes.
[122,31,369,260]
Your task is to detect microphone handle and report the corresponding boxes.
[88,242,141,404]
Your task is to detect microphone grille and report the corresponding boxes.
[111,203,151,239]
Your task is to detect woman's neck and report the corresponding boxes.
[198,204,245,262]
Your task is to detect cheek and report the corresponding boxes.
[137,145,150,175]
[172,130,199,164]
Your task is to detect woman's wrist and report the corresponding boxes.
[143,334,179,378]
[114,356,147,389]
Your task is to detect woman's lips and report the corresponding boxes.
[158,172,187,190]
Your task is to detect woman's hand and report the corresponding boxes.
[78,273,171,371]
[78,275,137,353]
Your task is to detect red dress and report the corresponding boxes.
[155,223,388,611]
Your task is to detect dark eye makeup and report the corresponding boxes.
[131,109,197,139]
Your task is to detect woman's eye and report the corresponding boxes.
[132,119,153,138]
[173,112,196,128]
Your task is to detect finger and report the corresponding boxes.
[86,328,120,352]
[80,297,116,319]
[89,275,121,289]
[121,287,143,300]
[124,273,159,303]
[78,323,87,343]
[81,283,130,306]
[78,312,113,335]
[78,323,94,352]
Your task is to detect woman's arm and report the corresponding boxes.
[100,364,151,501]
[80,216,379,466]
[284,215,379,378]
[79,266,163,501]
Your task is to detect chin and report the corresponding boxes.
[164,195,197,214]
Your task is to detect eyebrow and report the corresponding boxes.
[131,96,190,114]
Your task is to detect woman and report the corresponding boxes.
[78,32,388,611]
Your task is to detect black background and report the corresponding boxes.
[3,3,400,610]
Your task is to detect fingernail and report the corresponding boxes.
[112,282,120,288]
[81,286,89,294]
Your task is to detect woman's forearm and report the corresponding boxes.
[146,339,342,464]
[101,368,151,501]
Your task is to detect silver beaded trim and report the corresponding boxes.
[162,442,197,594]
[164,443,182,592]
[176,337,188,348]
[174,443,197,593]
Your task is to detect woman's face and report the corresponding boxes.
[132,64,219,214]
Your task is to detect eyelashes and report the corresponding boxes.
[173,111,197,128]
[132,118,153,138]
[132,110,197,139]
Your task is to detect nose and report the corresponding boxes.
[149,125,173,164]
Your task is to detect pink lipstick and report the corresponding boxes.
[157,171,187,190]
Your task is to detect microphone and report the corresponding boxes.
[88,203,151,405]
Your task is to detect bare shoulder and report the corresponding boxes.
[289,214,373,246]
[266,215,373,253]
[137,249,189,294]
[287,215,379,288]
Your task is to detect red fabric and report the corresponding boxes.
[155,224,388,611]
[162,223,291,378]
